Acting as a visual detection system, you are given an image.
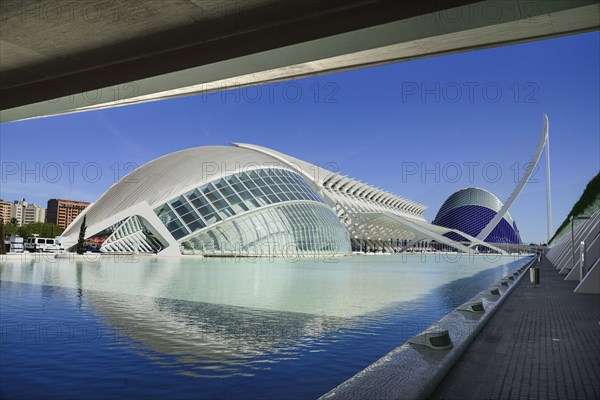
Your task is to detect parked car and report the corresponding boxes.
[25,237,63,253]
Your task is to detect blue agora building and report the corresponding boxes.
[433,188,522,244]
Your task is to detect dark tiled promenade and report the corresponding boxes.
[432,257,600,400]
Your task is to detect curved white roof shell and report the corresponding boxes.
[63,146,284,237]
[61,143,506,255]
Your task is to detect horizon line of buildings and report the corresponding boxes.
[0,198,90,229]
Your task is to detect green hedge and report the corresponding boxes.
[2,222,64,239]
[550,172,600,243]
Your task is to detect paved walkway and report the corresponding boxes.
[432,257,600,400]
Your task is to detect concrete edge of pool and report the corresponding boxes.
[319,255,536,400]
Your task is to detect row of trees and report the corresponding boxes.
[1,220,64,239]
[1,217,86,255]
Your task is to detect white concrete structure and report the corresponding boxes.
[2,1,598,123]
[477,114,549,242]
[546,209,600,294]
[61,146,351,256]
[61,144,508,256]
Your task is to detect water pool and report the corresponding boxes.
[0,253,532,399]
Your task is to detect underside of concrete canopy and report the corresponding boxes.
[1,0,599,122]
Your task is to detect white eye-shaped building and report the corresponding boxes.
[61,143,512,256]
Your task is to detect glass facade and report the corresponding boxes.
[153,168,350,255]
[181,202,350,256]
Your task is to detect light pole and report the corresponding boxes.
[571,215,591,271]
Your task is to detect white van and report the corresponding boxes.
[25,237,62,253]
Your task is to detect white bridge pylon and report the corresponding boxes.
[476,114,551,242]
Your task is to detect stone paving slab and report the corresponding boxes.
[431,257,600,400]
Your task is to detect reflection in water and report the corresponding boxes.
[1,254,528,317]
[85,290,348,378]
[0,254,532,398]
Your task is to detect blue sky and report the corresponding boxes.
[1,31,598,243]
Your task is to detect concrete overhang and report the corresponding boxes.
[1,0,598,122]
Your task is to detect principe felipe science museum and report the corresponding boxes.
[61,143,525,256]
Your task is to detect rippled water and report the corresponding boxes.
[0,253,531,399]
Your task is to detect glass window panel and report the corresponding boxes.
[248,170,261,180]
[225,192,242,204]
[268,194,281,203]
[171,227,188,240]
[300,181,315,192]
[174,201,194,217]
[248,186,266,198]
[197,203,217,217]
[278,184,293,195]
[187,219,206,232]
[167,218,184,232]
[226,194,248,211]
[256,196,270,206]
[276,191,290,202]
[212,199,230,211]
[271,175,285,185]
[227,197,248,211]
[243,179,258,190]
[170,196,187,209]
[281,183,297,192]
[226,174,241,185]
[280,175,294,184]
[270,184,283,194]
[239,172,252,182]
[202,184,217,196]
[262,176,275,186]
[286,191,299,201]
[218,185,236,198]
[205,190,223,203]
[214,179,229,190]
[237,190,253,201]
[228,177,248,193]
[244,198,261,209]
[158,209,177,225]
[292,191,307,201]
[286,172,301,182]
[229,202,246,214]
[204,213,221,224]
[253,178,268,188]
[220,207,235,218]
[154,204,169,216]
[278,177,292,187]
[190,195,210,210]
[260,185,274,195]
[186,189,201,201]
[181,210,201,224]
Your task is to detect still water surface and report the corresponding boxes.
[0,254,531,399]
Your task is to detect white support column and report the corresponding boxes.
[477,114,549,241]
[545,117,553,243]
